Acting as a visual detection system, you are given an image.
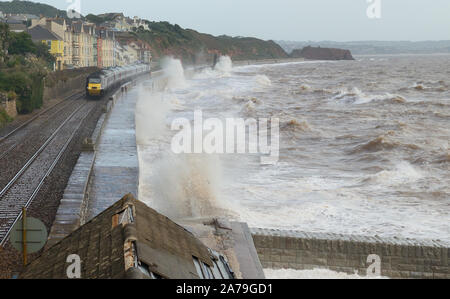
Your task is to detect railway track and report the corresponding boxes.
[0,93,84,157]
[0,94,87,191]
[0,99,95,246]
[0,92,84,143]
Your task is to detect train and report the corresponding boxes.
[86,63,151,98]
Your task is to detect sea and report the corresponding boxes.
[135,54,450,277]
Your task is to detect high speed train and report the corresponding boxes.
[86,63,151,98]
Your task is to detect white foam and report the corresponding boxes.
[368,161,424,185]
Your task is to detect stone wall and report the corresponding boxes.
[4,99,17,118]
[0,93,17,118]
[44,73,90,101]
[251,228,449,279]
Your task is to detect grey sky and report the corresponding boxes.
[30,0,450,41]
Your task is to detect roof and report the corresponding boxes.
[27,25,62,41]
[19,194,231,279]
[71,21,83,33]
[48,18,66,26]
[5,19,23,24]
[8,23,26,32]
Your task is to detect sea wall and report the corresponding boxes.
[252,228,449,279]
[47,73,153,247]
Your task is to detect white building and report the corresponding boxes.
[131,16,149,31]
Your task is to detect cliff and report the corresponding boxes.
[277,40,450,55]
[291,46,354,61]
[129,22,289,63]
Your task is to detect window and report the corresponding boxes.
[89,78,101,84]
[138,260,167,279]
[193,257,204,279]
[193,257,215,279]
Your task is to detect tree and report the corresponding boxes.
[0,23,10,63]
[86,14,105,25]
[35,42,55,67]
[8,32,36,55]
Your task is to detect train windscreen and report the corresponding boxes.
[89,78,101,84]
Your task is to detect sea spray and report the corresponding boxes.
[136,89,172,144]
[195,55,234,79]
[214,56,233,74]
[144,153,232,220]
[161,57,188,89]
[136,58,234,220]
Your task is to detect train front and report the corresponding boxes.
[86,75,103,97]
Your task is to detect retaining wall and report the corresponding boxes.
[44,73,90,102]
[0,98,17,118]
[251,228,450,279]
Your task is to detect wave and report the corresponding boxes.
[255,74,272,87]
[194,55,233,79]
[332,87,406,104]
[281,119,312,133]
[351,133,421,154]
[399,81,449,93]
[362,161,423,185]
[161,57,188,89]
[291,84,312,94]
[214,55,233,74]
[433,152,450,164]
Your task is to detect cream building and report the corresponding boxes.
[97,29,116,68]
[31,18,73,67]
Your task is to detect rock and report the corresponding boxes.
[291,46,355,61]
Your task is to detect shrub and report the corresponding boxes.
[0,107,13,128]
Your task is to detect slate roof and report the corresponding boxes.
[19,194,220,279]
[8,23,26,32]
[71,21,83,33]
[49,18,65,26]
[27,25,62,41]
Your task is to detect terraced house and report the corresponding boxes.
[30,17,73,67]
[28,25,64,71]
[23,15,151,70]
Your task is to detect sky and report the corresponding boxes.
[27,0,450,41]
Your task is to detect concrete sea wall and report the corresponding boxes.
[251,228,450,279]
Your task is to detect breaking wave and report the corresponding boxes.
[363,161,423,185]
[254,75,272,87]
[332,87,406,104]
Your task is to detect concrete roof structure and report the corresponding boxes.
[19,194,235,279]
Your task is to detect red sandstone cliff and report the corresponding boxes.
[291,46,354,61]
